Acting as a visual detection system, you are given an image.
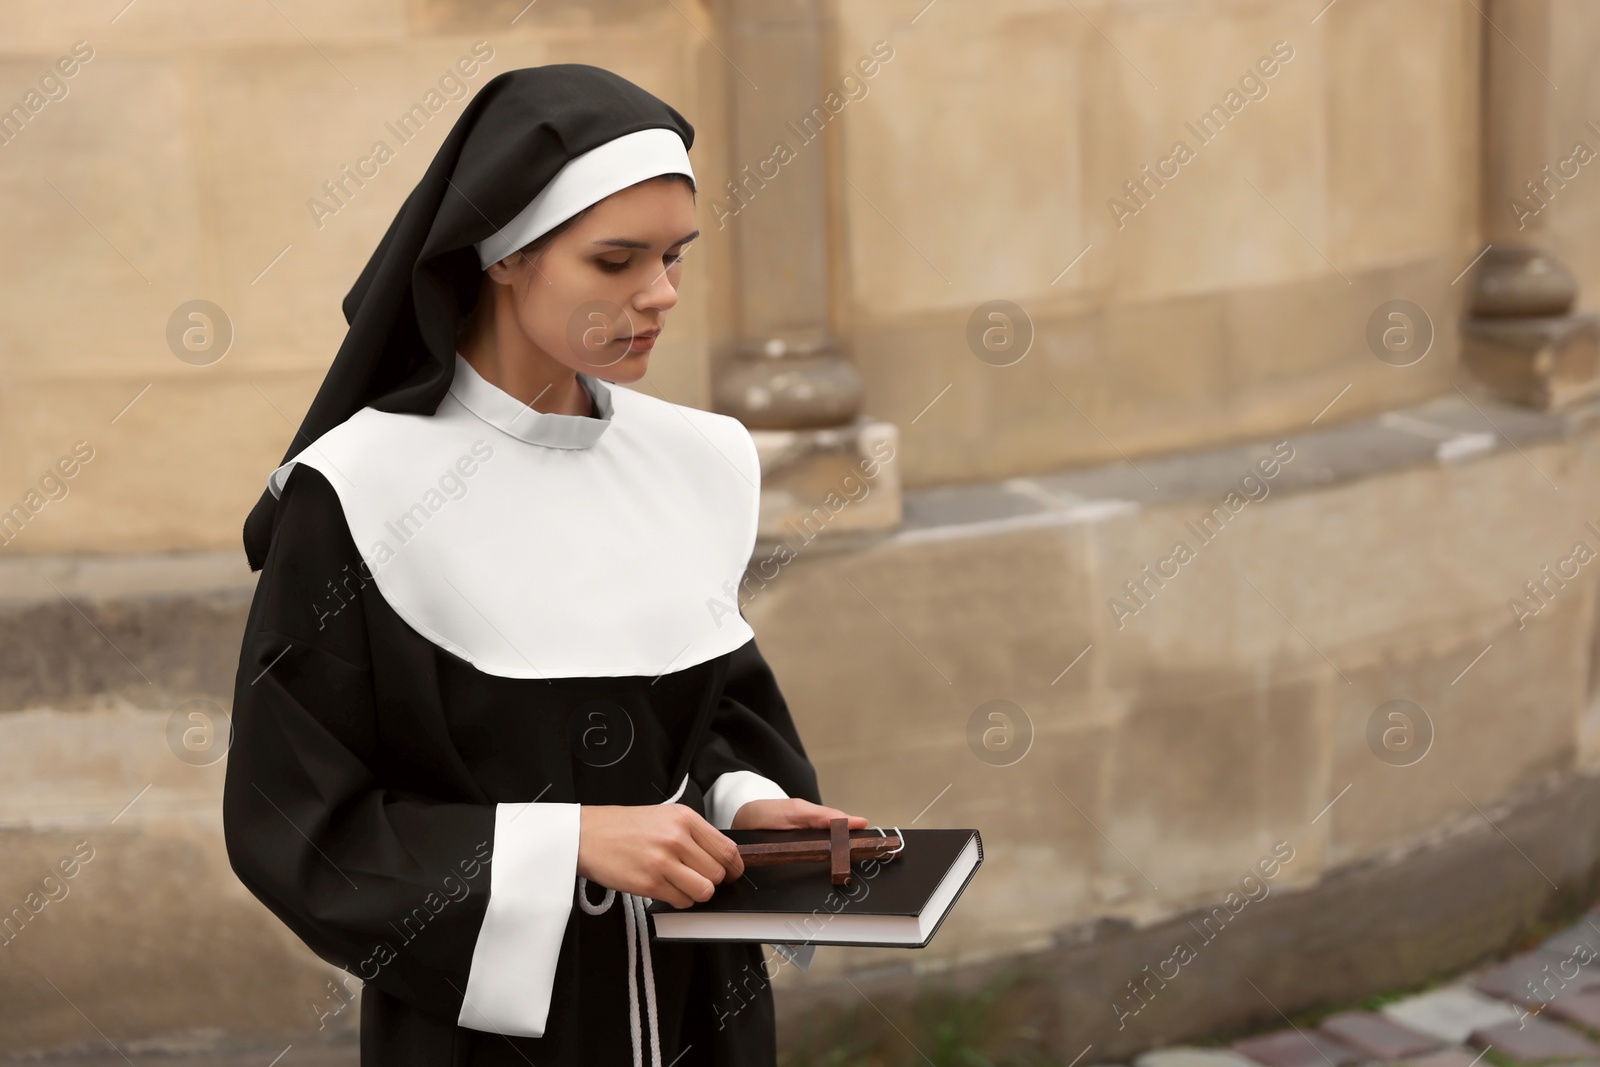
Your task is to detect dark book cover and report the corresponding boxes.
[646,827,983,948]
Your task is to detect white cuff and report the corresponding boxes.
[457,802,580,1037]
[703,770,789,830]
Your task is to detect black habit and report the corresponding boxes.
[222,64,824,1067]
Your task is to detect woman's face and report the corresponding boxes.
[487,176,698,384]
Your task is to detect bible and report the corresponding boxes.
[646,824,983,948]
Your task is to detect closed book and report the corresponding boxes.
[646,827,983,948]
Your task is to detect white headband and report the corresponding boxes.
[473,126,694,270]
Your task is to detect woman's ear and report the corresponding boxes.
[484,255,518,284]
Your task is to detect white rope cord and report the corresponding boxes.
[631,891,663,1061]
[575,772,690,1067]
[622,888,643,1064]
[869,824,906,858]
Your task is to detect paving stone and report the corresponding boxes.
[1381,985,1524,1044]
[1394,1051,1489,1067]
[1470,1015,1600,1060]
[1474,950,1600,1006]
[1228,1028,1363,1067]
[1132,1048,1260,1067]
[1317,1009,1442,1058]
[1540,918,1600,954]
[1548,990,1600,1031]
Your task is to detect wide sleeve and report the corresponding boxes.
[222,462,576,1038]
[690,626,824,829]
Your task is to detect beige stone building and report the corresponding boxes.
[3,0,1600,1060]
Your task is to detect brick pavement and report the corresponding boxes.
[1123,908,1600,1067]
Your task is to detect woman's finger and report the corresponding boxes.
[731,797,873,830]
[686,816,745,879]
[672,825,729,883]
[822,807,871,829]
[658,860,716,908]
[653,880,695,909]
[784,796,870,831]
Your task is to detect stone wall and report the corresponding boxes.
[0,0,1522,553]
[0,0,725,556]
[830,0,1481,486]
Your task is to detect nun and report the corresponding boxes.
[222,63,865,1067]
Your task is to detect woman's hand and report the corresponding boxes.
[577,804,744,909]
[731,798,869,832]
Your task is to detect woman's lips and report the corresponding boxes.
[617,331,658,352]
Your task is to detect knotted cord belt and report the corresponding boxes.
[574,772,689,1067]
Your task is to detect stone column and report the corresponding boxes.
[1462,0,1599,409]
[712,0,901,550]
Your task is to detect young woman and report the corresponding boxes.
[223,64,865,1067]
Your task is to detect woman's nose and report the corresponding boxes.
[637,266,680,312]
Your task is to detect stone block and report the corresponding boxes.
[1538,917,1600,959]
[1547,991,1600,1032]
[1395,1052,1492,1067]
[746,519,1098,760]
[1101,680,1311,899]
[0,708,354,1053]
[1222,263,1456,426]
[0,55,200,375]
[834,0,1091,316]
[1381,985,1523,1044]
[750,418,901,544]
[1462,314,1600,412]
[1325,585,1586,858]
[1082,3,1326,300]
[1134,1048,1261,1067]
[1229,1027,1363,1067]
[1317,1008,1442,1058]
[1469,1015,1600,1060]
[0,0,402,48]
[1322,0,1474,272]
[1472,950,1600,1007]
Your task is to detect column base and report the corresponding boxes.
[749,417,901,547]
[1461,312,1600,410]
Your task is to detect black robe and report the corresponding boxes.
[222,365,822,1065]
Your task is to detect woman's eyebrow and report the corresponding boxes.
[590,230,700,250]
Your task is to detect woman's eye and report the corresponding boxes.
[598,259,629,273]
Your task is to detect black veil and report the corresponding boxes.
[242,64,695,570]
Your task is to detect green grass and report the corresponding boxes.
[779,966,1058,1067]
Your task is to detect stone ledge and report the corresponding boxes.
[757,388,1600,558]
[0,550,254,608]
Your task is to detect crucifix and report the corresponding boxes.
[735,818,902,886]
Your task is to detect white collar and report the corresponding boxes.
[267,368,760,678]
[448,352,614,450]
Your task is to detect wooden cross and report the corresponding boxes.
[736,818,902,886]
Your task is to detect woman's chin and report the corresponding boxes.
[600,351,650,382]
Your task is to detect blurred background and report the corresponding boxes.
[4,0,1600,1064]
